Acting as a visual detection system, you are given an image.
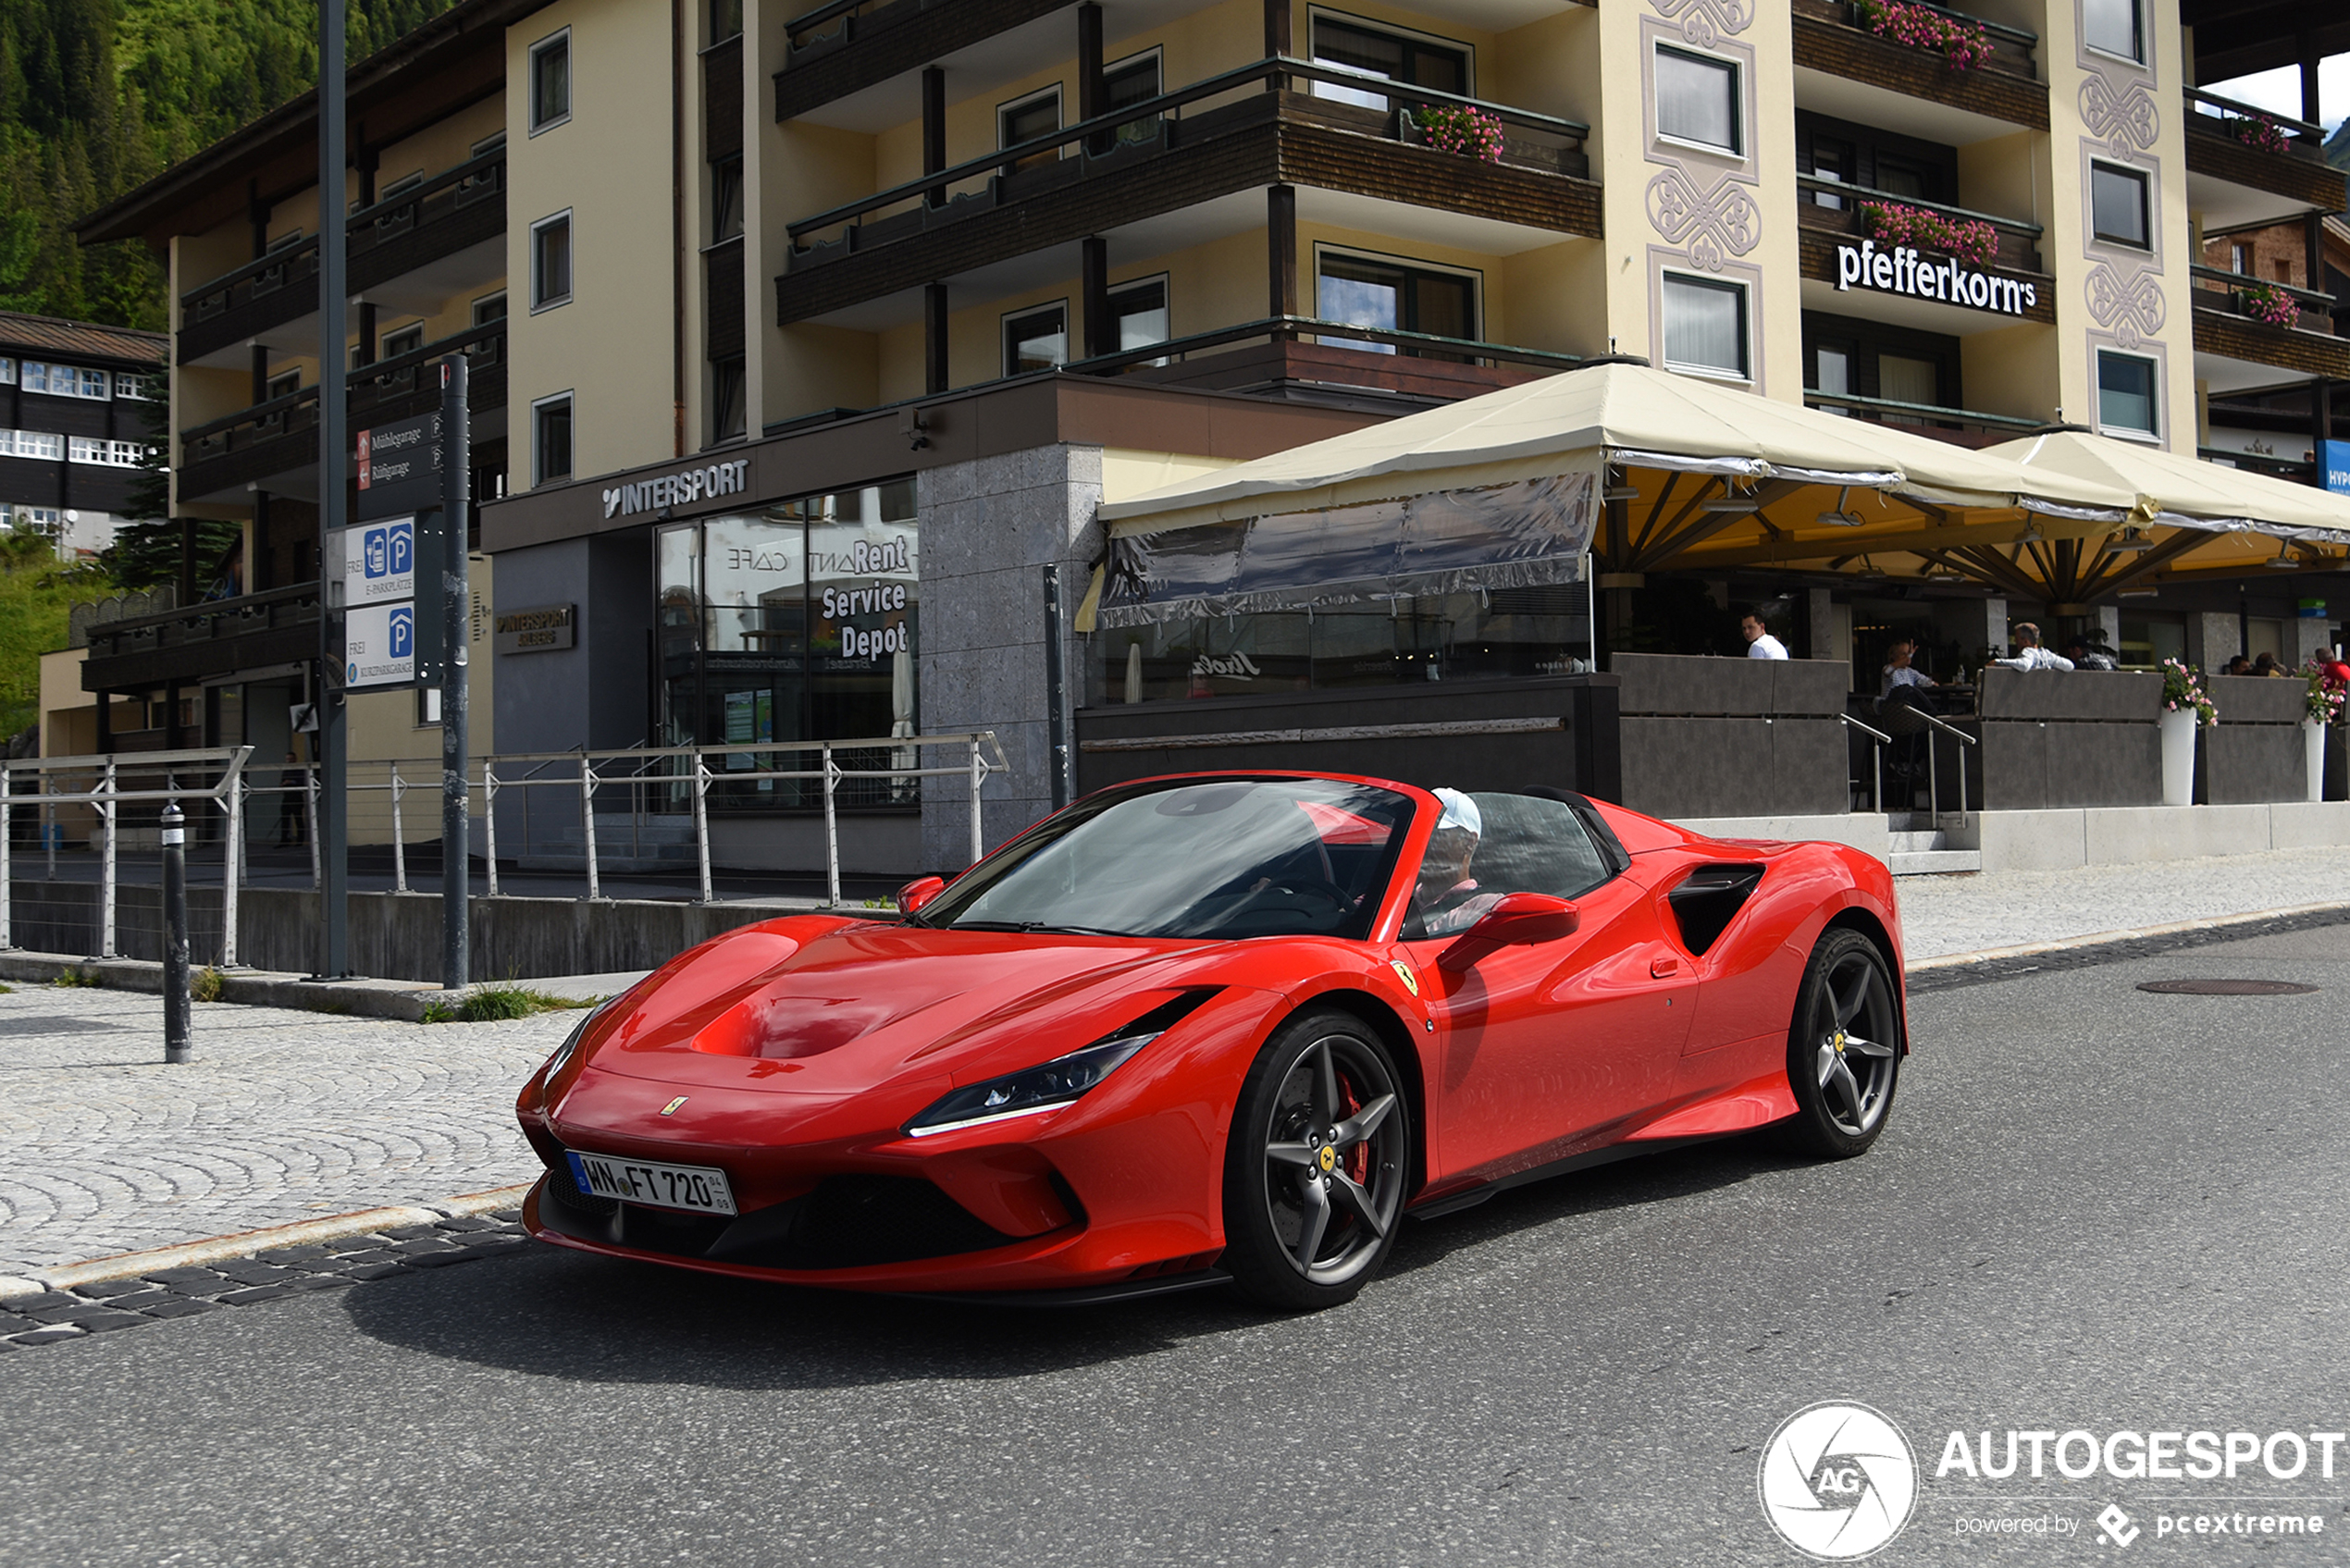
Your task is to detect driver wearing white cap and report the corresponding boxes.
[1414,788,1505,936]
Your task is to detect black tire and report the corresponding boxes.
[1779,928,1903,1159]
[1220,1008,1411,1311]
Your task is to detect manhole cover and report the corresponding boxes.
[2136,979,2319,996]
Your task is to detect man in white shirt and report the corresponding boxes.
[1740,611,1789,661]
[1993,622,2074,672]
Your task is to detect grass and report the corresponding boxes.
[51,968,100,988]
[0,982,11,994]
[420,983,599,1025]
[192,967,225,1004]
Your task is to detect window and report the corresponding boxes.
[267,228,306,253]
[998,88,1061,175]
[2231,242,2251,274]
[0,429,65,459]
[711,357,746,444]
[2090,162,2149,249]
[2083,0,2141,62]
[1662,273,1749,378]
[416,686,443,727]
[1873,154,1931,201]
[473,291,508,326]
[381,323,426,361]
[1317,250,1478,354]
[1806,133,1851,209]
[533,391,575,485]
[266,369,302,401]
[1810,344,1851,412]
[1309,14,1469,112]
[531,211,573,310]
[0,359,13,385]
[1878,353,1939,411]
[1655,45,1739,154]
[114,371,155,400]
[529,30,572,133]
[471,130,508,158]
[377,171,425,206]
[1003,302,1069,376]
[1109,277,1169,354]
[19,362,110,399]
[711,155,744,243]
[1100,51,1163,149]
[69,438,145,467]
[709,0,743,43]
[2096,352,2157,437]
[3,504,63,539]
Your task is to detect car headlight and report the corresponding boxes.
[903,992,1214,1138]
[539,998,613,1083]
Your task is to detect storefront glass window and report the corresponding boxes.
[1091,586,1592,703]
[656,478,918,809]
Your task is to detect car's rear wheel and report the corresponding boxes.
[1221,1008,1410,1311]
[1780,928,1902,1159]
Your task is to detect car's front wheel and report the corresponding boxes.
[1780,928,1902,1159]
[1220,1008,1410,1310]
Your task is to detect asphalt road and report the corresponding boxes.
[8,930,2350,1567]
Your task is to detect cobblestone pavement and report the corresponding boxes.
[1896,844,2350,958]
[0,986,572,1275]
[0,1208,529,1352]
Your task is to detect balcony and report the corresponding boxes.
[1070,315,1578,403]
[176,148,506,367]
[175,322,507,504]
[1795,179,2054,326]
[81,584,321,693]
[1800,390,2047,450]
[1792,0,2046,132]
[776,0,1070,120]
[2182,90,2343,228]
[2188,265,2350,385]
[777,57,1594,325]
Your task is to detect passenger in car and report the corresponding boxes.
[1414,788,1506,936]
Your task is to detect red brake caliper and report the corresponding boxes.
[1337,1076,1371,1187]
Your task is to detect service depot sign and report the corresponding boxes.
[1835,239,2037,316]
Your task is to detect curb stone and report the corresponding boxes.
[1904,899,2350,993]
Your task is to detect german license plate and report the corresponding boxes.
[564,1150,737,1216]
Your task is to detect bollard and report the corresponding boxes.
[161,802,192,1064]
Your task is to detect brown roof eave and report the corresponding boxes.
[75,0,554,248]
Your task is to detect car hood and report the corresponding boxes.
[567,916,1216,1100]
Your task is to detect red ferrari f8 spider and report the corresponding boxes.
[517,772,1907,1310]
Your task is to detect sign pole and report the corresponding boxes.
[315,0,350,979]
[440,354,471,991]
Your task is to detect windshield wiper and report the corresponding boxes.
[945,920,1140,937]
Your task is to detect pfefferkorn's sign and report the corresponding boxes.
[1835,240,2036,316]
[602,458,750,519]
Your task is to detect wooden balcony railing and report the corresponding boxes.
[2183,88,2326,160]
[2189,264,2337,333]
[1795,177,2045,274]
[784,56,1589,257]
[1795,0,2038,83]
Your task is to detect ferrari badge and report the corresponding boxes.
[1391,960,1419,997]
[659,1096,688,1117]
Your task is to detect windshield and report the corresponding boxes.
[920,778,1416,941]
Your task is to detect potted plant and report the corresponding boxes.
[1858,201,2000,268]
[1409,104,1505,164]
[2158,658,2216,807]
[2235,279,2300,328]
[1852,0,1993,71]
[2300,654,2344,802]
[2228,115,2291,154]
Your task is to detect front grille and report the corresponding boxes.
[537,1168,1030,1270]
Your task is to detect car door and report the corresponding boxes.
[1393,793,1696,1186]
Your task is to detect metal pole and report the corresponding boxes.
[482,765,500,897]
[822,743,841,907]
[161,802,191,1064]
[439,351,471,990]
[221,773,242,968]
[969,737,984,867]
[1927,732,1939,821]
[1043,564,1070,810]
[316,0,351,978]
[390,762,407,893]
[691,753,712,903]
[306,768,321,890]
[100,758,118,959]
[580,758,600,901]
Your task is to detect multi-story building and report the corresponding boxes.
[59,0,2350,869]
[0,311,166,559]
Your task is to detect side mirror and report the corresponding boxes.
[1440,892,1579,969]
[897,875,946,916]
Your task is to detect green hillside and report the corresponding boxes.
[0,0,463,331]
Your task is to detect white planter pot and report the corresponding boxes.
[2160,708,2198,807]
[2307,719,2327,803]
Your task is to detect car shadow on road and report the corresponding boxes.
[341,1132,1804,1390]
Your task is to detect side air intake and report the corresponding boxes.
[1666,865,1763,956]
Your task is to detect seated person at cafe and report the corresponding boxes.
[1412,789,1507,937]
[2252,652,2283,677]
[1882,639,1936,694]
[1993,623,2073,673]
[1739,609,1789,661]
[2061,635,2118,671]
[2224,655,2253,676]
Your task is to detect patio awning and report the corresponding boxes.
[1984,430,2350,541]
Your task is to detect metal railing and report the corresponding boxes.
[1801,390,2047,437]
[1,734,1006,968]
[1840,712,1890,813]
[785,55,1589,251]
[2183,87,2324,154]
[181,323,506,472]
[2187,264,2339,329]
